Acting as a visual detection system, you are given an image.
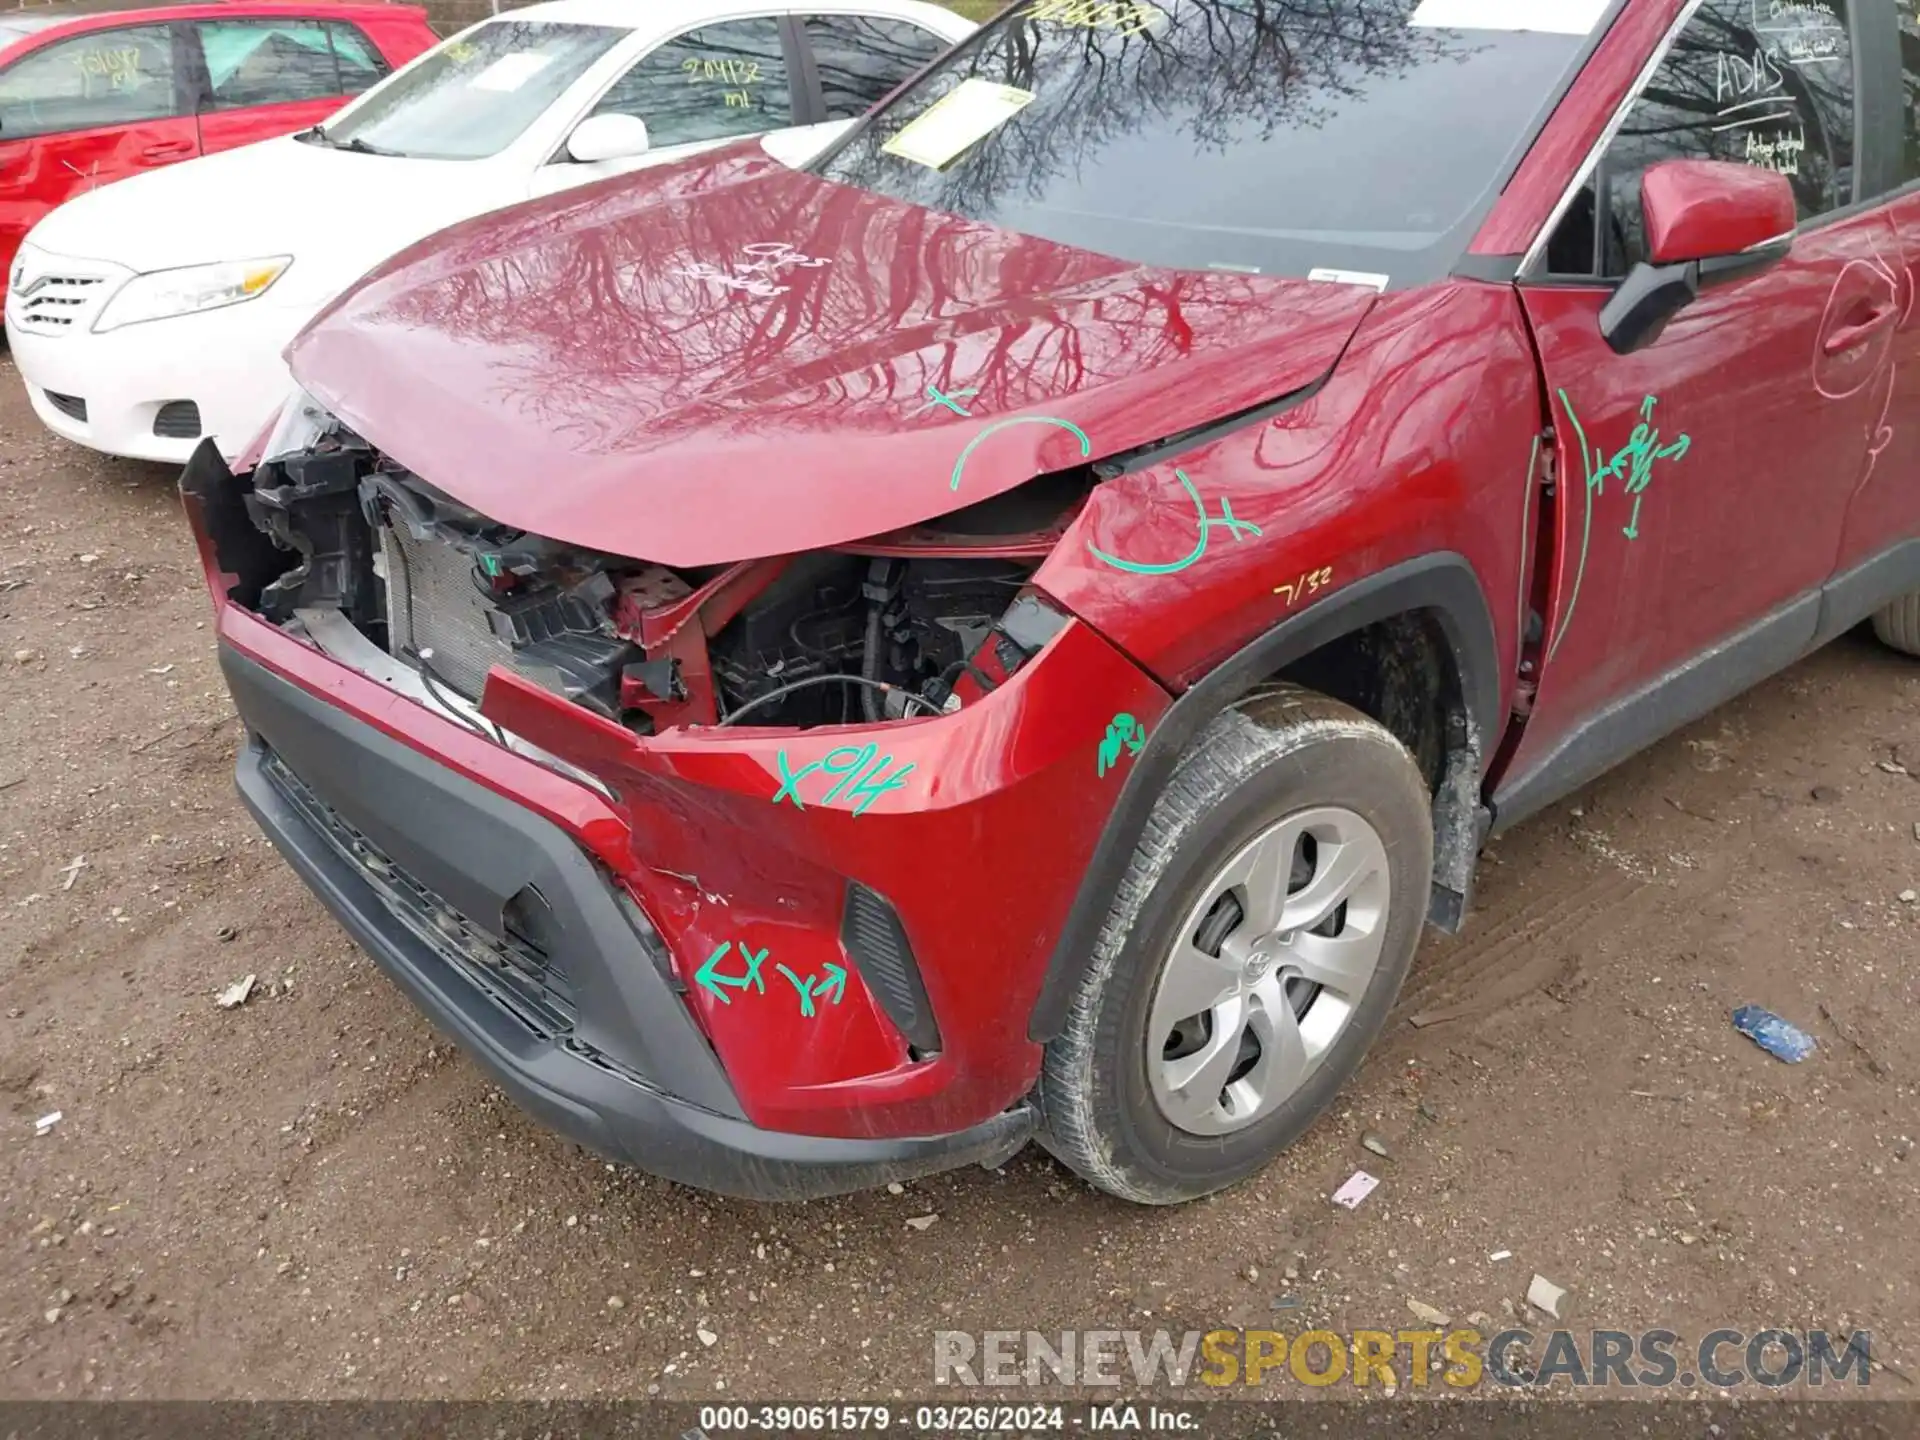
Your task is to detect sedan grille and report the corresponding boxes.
[11,273,108,332]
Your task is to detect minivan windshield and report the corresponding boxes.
[815,0,1604,285]
[319,19,626,160]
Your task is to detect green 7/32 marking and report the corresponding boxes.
[773,744,916,816]
[1549,390,1691,662]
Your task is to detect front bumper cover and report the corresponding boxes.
[223,642,1035,1200]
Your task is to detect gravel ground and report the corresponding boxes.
[1,359,1917,1401]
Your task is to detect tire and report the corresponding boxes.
[1038,685,1432,1205]
[1874,593,1920,656]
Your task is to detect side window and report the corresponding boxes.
[1588,0,1856,276]
[802,14,948,121]
[0,25,179,140]
[592,19,792,149]
[326,24,390,98]
[195,20,350,109]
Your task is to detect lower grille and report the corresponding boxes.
[260,748,578,1038]
[381,521,518,700]
[153,400,201,438]
[43,390,86,422]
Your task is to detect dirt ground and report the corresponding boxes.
[0,358,1916,1403]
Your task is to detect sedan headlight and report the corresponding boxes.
[93,256,292,333]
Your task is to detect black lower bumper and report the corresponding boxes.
[220,641,1034,1200]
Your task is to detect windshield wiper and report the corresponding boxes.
[292,125,391,156]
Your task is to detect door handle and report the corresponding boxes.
[138,141,193,162]
[1823,306,1897,356]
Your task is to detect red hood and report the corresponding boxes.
[288,150,1377,567]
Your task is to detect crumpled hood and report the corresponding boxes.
[289,151,1378,567]
[27,137,519,301]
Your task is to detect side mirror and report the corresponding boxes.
[1600,159,1796,356]
[566,112,650,164]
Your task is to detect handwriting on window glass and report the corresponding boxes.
[1547,391,1692,660]
[72,47,142,88]
[1274,566,1334,607]
[773,744,916,816]
[1087,469,1262,576]
[674,242,830,298]
[682,56,761,85]
[1022,0,1164,37]
[1097,713,1146,778]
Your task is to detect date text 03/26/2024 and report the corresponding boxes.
[691,1404,1194,1432]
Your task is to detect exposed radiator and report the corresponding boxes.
[380,521,519,701]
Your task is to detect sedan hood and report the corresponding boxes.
[26,137,517,302]
[289,151,1379,567]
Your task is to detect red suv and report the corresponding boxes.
[180,0,1920,1203]
[0,0,435,303]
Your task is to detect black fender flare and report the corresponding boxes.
[1027,552,1500,1042]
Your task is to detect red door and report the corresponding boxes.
[187,17,390,157]
[0,22,199,289]
[1499,0,1884,797]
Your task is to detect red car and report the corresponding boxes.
[0,0,434,303]
[180,0,1920,1203]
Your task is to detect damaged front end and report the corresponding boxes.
[195,400,1081,743]
[182,397,1171,1153]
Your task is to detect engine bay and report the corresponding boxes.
[196,423,1077,736]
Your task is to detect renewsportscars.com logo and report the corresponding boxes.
[932,1328,1876,1390]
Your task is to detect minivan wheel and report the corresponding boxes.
[1038,685,1432,1205]
[1873,592,1920,657]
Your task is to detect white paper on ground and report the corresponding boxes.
[882,78,1035,170]
[1331,1169,1380,1209]
[468,51,555,92]
[1409,0,1609,33]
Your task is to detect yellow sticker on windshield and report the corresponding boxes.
[882,79,1034,171]
[1021,0,1164,35]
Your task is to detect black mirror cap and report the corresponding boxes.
[1599,233,1794,357]
[1599,260,1699,356]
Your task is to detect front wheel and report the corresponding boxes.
[1038,685,1433,1205]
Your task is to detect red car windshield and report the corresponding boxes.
[816,0,1607,286]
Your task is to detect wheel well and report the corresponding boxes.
[1270,609,1464,796]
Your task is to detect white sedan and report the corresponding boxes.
[5,0,972,463]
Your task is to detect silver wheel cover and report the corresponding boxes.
[1146,806,1391,1137]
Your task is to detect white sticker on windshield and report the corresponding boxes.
[882,78,1034,171]
[1408,0,1609,33]
[1309,267,1390,291]
[468,51,555,92]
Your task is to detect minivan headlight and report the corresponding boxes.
[93,257,292,333]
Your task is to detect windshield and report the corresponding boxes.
[321,20,626,160]
[816,0,1602,285]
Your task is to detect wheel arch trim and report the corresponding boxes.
[1027,552,1500,1043]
